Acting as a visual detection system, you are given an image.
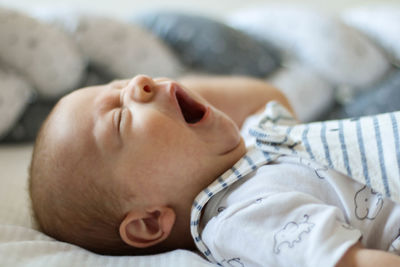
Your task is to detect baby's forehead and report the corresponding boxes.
[47,79,130,144]
[47,87,104,159]
[56,85,109,120]
[62,85,106,104]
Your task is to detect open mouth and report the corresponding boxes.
[175,86,206,124]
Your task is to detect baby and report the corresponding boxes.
[29,75,400,266]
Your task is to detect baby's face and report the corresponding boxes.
[48,75,245,207]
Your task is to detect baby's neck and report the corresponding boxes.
[165,206,196,250]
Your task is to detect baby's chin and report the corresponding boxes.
[225,137,246,161]
[213,110,244,156]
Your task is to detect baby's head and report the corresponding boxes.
[29,75,246,255]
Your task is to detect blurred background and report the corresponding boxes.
[1,0,399,18]
[0,0,399,178]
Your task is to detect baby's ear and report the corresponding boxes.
[119,206,176,248]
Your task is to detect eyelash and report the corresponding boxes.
[113,108,123,133]
[112,90,125,133]
[117,107,130,133]
[117,108,123,132]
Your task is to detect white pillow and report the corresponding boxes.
[0,145,213,267]
[33,7,184,80]
[0,67,33,138]
[73,16,184,79]
[0,8,86,98]
[342,5,400,66]
[267,63,335,122]
[227,5,390,88]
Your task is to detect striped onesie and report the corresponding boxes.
[250,101,400,201]
[190,101,400,267]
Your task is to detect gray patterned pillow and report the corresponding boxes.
[342,5,400,66]
[331,69,400,119]
[73,15,183,79]
[135,11,280,77]
[32,8,183,79]
[228,5,390,89]
[267,63,335,122]
[0,8,86,98]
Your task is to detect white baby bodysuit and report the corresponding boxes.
[200,155,400,267]
[197,112,400,267]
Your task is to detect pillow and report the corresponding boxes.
[330,69,400,119]
[73,15,184,79]
[228,5,390,88]
[0,67,33,139]
[0,7,86,98]
[134,11,280,77]
[32,8,183,79]
[342,5,400,66]
[267,63,335,122]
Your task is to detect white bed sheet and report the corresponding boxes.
[0,144,213,267]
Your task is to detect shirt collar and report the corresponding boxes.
[190,147,278,262]
[190,101,296,262]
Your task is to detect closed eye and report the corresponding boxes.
[113,108,123,133]
[117,107,129,133]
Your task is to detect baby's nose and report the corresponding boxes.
[125,75,155,103]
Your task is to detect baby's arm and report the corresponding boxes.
[178,75,294,127]
[336,242,400,267]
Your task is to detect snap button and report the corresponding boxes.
[217,207,226,213]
